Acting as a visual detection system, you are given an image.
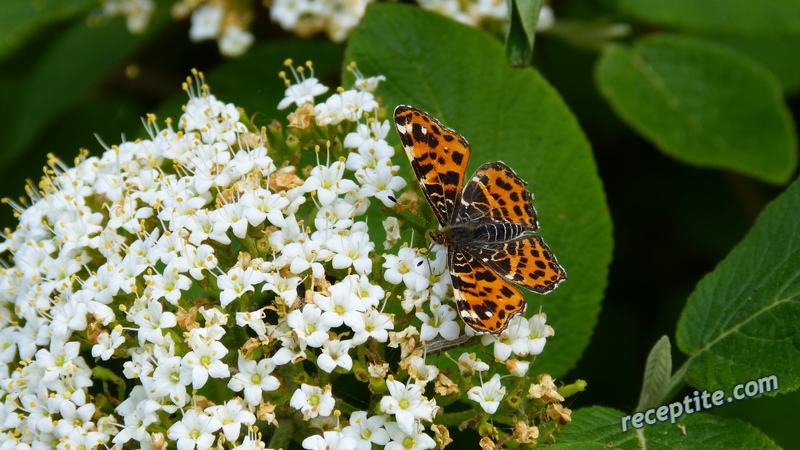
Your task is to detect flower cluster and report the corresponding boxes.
[0,61,577,449]
[101,0,255,56]
[95,0,554,50]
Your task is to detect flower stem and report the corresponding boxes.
[433,406,483,428]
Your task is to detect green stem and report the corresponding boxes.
[661,359,689,407]
[433,406,483,428]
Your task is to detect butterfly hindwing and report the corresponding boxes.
[394,105,471,225]
[449,246,527,334]
[469,234,567,294]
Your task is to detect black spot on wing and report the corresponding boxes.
[451,151,464,166]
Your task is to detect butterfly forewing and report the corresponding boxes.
[448,247,527,334]
[394,105,471,225]
[469,234,566,294]
[457,162,539,231]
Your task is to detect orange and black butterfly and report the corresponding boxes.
[394,105,566,334]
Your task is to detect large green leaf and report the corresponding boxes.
[345,4,612,376]
[560,406,778,448]
[619,0,800,35]
[704,33,800,94]
[595,34,797,185]
[677,176,800,394]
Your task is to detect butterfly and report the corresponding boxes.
[394,105,566,334]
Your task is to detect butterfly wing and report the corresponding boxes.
[457,161,566,293]
[449,246,527,334]
[394,105,471,226]
[456,161,539,231]
[471,234,566,294]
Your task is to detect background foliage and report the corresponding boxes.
[1,0,798,447]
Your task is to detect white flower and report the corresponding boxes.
[205,398,256,442]
[261,271,304,305]
[303,430,359,450]
[167,409,222,450]
[327,231,375,275]
[350,309,394,345]
[467,374,506,414]
[337,274,385,309]
[416,300,460,342]
[303,160,358,206]
[113,386,161,446]
[353,75,386,93]
[314,90,378,126]
[235,433,271,450]
[277,61,329,109]
[236,310,268,337]
[456,352,489,376]
[238,188,289,227]
[151,355,189,407]
[219,25,254,57]
[315,288,365,328]
[35,341,81,389]
[102,0,154,33]
[285,304,331,348]
[228,353,281,406]
[217,267,265,308]
[379,380,437,434]
[290,384,335,420]
[131,298,177,345]
[189,4,223,41]
[143,259,193,305]
[342,411,390,450]
[527,313,554,355]
[314,199,356,232]
[481,315,531,361]
[384,421,436,450]
[180,330,230,389]
[54,400,96,438]
[317,339,353,373]
[404,354,439,386]
[382,247,427,291]
[355,161,407,207]
[507,359,530,377]
[91,326,125,360]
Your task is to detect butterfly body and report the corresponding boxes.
[394,105,566,334]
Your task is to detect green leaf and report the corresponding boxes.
[560,406,778,448]
[676,176,800,394]
[0,0,94,59]
[703,33,800,94]
[345,4,612,376]
[619,0,800,35]
[505,0,543,67]
[595,34,797,185]
[635,335,672,412]
[8,12,169,165]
